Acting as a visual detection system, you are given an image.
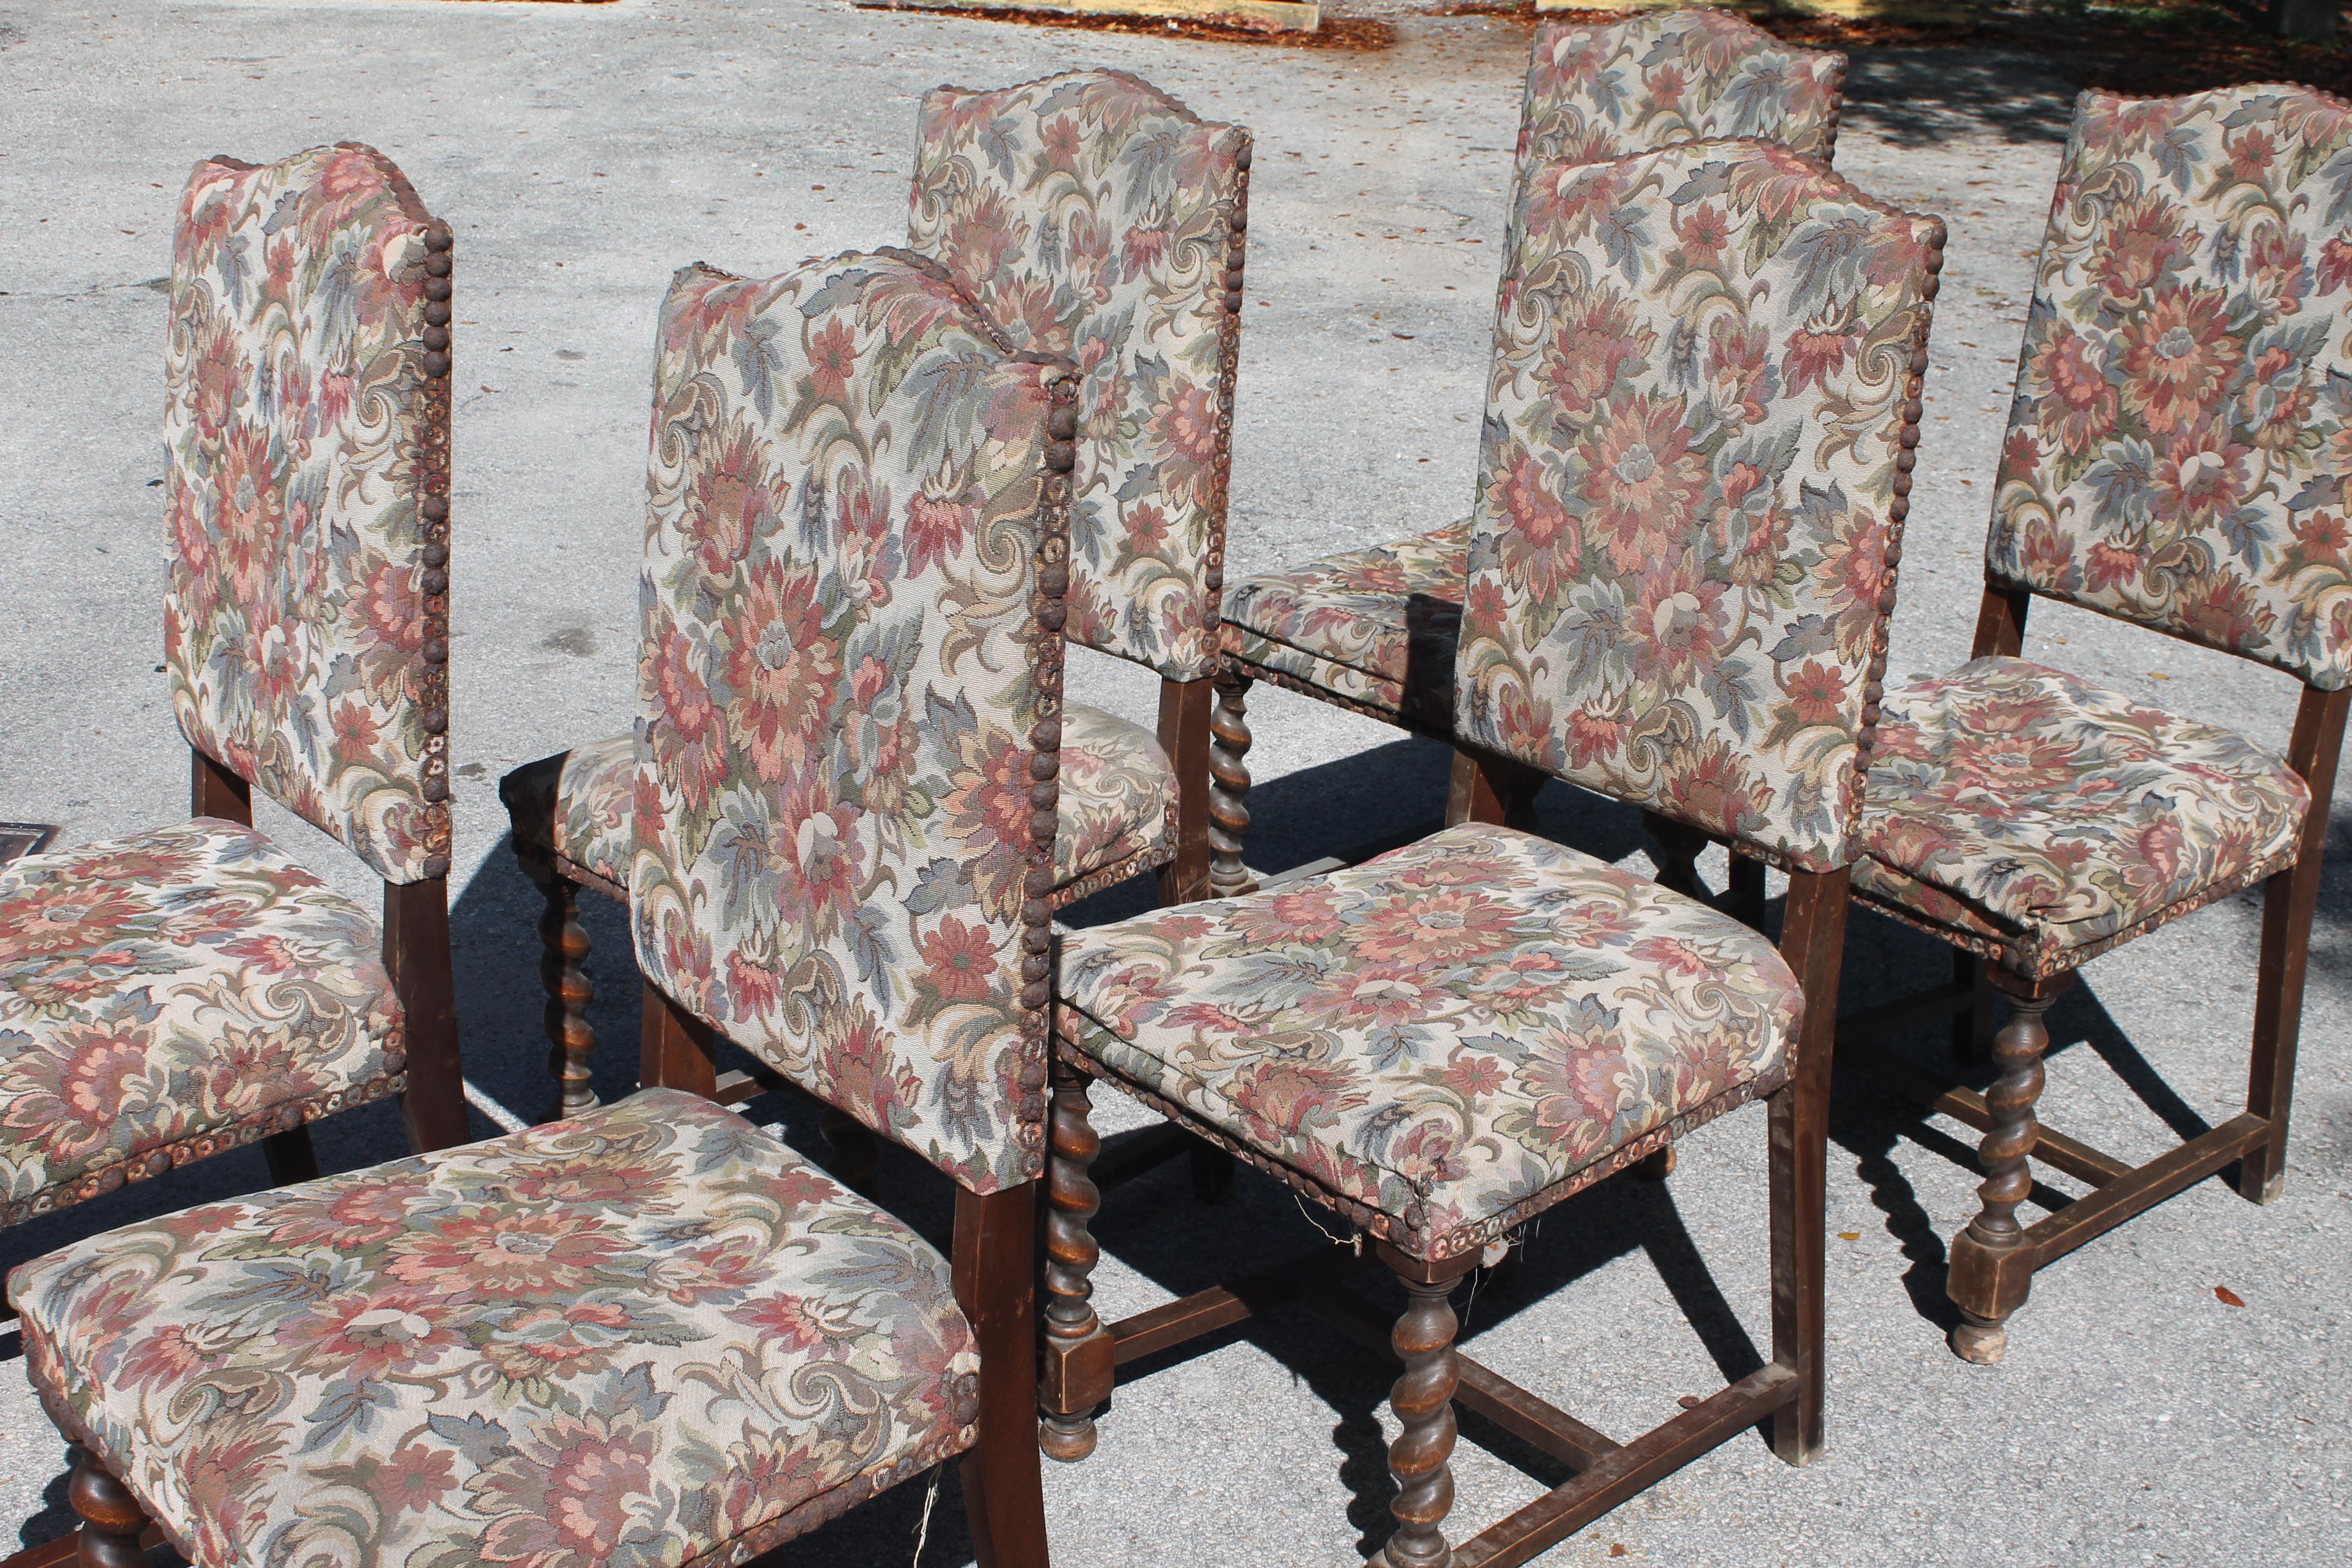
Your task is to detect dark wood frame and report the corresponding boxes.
[1837,580,2351,1362]
[1039,761,1858,1565]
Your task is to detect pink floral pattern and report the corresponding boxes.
[1852,657,2310,977]
[163,144,453,883]
[1520,9,1846,169]
[1057,823,1800,1258]
[504,700,1171,911]
[630,254,1066,1195]
[0,820,405,1226]
[1986,86,2352,689]
[1453,141,1942,871]
[8,1090,981,1568]
[910,70,1249,683]
[1220,519,1471,727]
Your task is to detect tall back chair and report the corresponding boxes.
[0,143,466,1235]
[1039,140,1941,1562]
[13,252,1069,1568]
[911,68,1251,909]
[1212,8,1847,898]
[1838,84,2352,1363]
[502,70,1249,1133]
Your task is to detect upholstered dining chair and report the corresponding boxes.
[0,144,468,1237]
[503,69,1251,1137]
[1039,140,1943,1564]
[1208,6,1847,900]
[1834,84,2352,1365]
[10,250,1069,1568]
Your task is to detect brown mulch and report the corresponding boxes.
[1438,2,2352,98]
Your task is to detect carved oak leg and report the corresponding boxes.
[1039,1056,1114,1460]
[1643,812,1709,903]
[69,1446,149,1568]
[526,861,598,1121]
[1381,1255,1467,1568]
[1947,973,2066,1364]
[1207,668,1256,900]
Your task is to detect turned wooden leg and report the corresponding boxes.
[954,1183,1049,1568]
[1207,668,1257,900]
[1947,973,2066,1365]
[69,1446,149,1568]
[1039,1057,1115,1461]
[1951,950,1997,1066]
[820,1107,878,1194]
[1380,1251,1468,1568]
[528,863,598,1121]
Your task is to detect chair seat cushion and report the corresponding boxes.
[1055,823,1800,1260]
[0,820,406,1226]
[503,700,1177,906]
[1852,657,2312,977]
[8,1089,981,1568]
[1220,519,1468,729]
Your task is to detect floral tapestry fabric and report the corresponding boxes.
[1985,86,2352,690]
[1453,141,1942,872]
[1520,9,1845,170]
[631,254,1065,1196]
[9,1089,981,1568]
[1851,657,2310,977]
[1221,519,1471,728]
[1056,823,1800,1259]
[500,732,636,897]
[911,70,1249,682]
[164,144,452,884]
[507,701,1169,908]
[0,820,405,1227]
[1053,701,1177,896]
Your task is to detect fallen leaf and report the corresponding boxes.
[1392,332,1416,340]
[1610,1546,1629,1558]
[2148,671,2172,680]
[1676,1394,1701,1409]
[2216,1285,2245,1308]
[1838,1231,1861,1241]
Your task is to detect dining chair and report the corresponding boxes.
[503,69,1251,1140]
[1208,6,1848,901]
[1834,83,2352,1364]
[0,143,467,1235]
[9,248,1069,1568]
[1038,139,1943,1563]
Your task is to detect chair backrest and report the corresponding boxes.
[163,143,454,884]
[629,251,1075,1196]
[910,69,1250,684]
[1519,7,1847,171]
[1454,140,1944,873]
[1985,85,2352,692]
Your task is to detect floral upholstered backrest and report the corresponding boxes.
[1455,140,1944,873]
[910,70,1250,683]
[1519,8,1847,170]
[164,144,455,884]
[630,252,1074,1195]
[1986,86,2352,690]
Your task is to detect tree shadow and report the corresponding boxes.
[1837,47,2078,150]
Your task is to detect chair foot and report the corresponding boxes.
[1207,669,1256,899]
[1039,1058,1114,1460]
[1382,1257,1466,1568]
[1945,976,2061,1365]
[530,862,598,1121]
[69,1445,149,1568]
[2242,1167,2288,1205]
[1950,1315,2008,1365]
